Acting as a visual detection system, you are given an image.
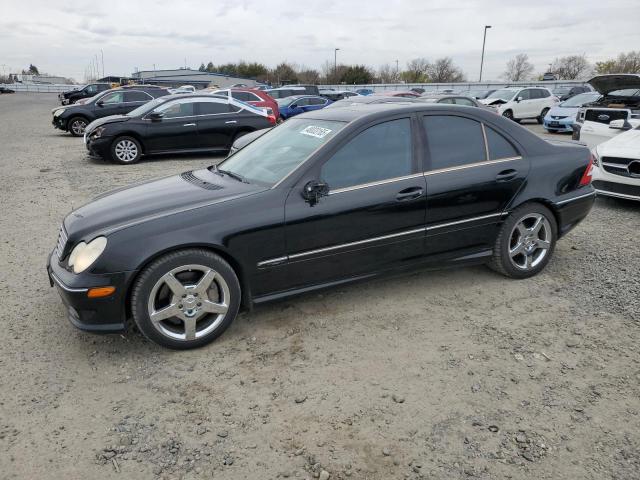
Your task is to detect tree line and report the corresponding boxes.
[502,50,640,82]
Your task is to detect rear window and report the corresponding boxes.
[485,126,518,160]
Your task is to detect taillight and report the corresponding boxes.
[267,114,276,125]
[579,153,594,186]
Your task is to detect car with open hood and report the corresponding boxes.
[83,93,275,164]
[573,74,640,148]
[52,85,170,136]
[48,103,595,349]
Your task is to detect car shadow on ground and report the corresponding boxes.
[84,151,226,166]
[595,196,640,213]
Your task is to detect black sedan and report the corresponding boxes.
[84,94,275,164]
[48,103,595,349]
[52,85,170,136]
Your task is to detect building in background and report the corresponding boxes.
[130,68,258,89]
[11,74,73,84]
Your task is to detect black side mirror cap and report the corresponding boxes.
[302,180,330,205]
[96,100,104,107]
[148,112,164,121]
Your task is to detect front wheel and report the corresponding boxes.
[110,136,142,164]
[489,203,557,279]
[68,116,88,136]
[131,249,241,349]
[537,108,550,124]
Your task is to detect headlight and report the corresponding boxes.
[68,237,107,274]
[91,126,105,138]
[53,109,64,117]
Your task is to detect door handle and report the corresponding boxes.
[225,120,237,124]
[496,169,518,182]
[396,186,424,201]
[183,123,196,127]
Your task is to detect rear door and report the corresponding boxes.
[195,99,242,149]
[283,116,427,289]
[144,98,199,152]
[421,113,528,257]
[122,90,153,114]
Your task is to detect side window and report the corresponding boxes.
[437,98,454,104]
[197,101,232,115]
[86,85,97,94]
[539,89,550,98]
[101,91,124,104]
[124,91,152,102]
[485,126,519,160]
[423,115,486,170]
[154,99,195,118]
[530,89,542,99]
[454,98,475,106]
[295,98,309,107]
[308,97,325,106]
[519,89,532,100]
[321,118,413,190]
[231,91,252,102]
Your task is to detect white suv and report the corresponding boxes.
[480,87,559,123]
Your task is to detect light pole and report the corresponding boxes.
[479,25,491,82]
[101,49,105,78]
[334,48,340,83]
[395,59,399,80]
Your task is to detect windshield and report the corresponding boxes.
[560,92,601,107]
[276,97,298,107]
[553,88,570,95]
[608,88,640,97]
[217,119,346,186]
[127,96,170,117]
[486,89,517,101]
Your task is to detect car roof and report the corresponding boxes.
[286,95,324,100]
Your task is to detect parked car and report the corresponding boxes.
[213,88,280,118]
[551,85,591,101]
[168,85,196,94]
[58,83,111,105]
[276,95,331,119]
[265,85,320,99]
[542,72,557,81]
[52,85,170,136]
[355,88,374,95]
[543,92,602,133]
[326,95,420,109]
[591,125,640,201]
[573,74,640,148]
[417,94,484,107]
[410,87,425,94]
[228,128,270,156]
[0,86,15,94]
[461,89,496,100]
[83,94,275,164]
[479,87,559,123]
[319,89,360,101]
[48,103,595,349]
[374,90,421,98]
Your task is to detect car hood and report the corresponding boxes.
[547,105,579,117]
[479,98,508,105]
[85,115,131,133]
[596,128,640,158]
[63,169,267,241]
[588,74,640,94]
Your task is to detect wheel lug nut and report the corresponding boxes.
[197,302,202,307]
[178,304,183,309]
[194,293,198,297]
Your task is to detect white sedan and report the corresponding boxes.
[592,126,640,201]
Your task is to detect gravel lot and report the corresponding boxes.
[1,93,639,480]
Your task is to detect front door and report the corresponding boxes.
[421,114,528,257]
[95,90,126,118]
[283,116,427,290]
[145,98,199,152]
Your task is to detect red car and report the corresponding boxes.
[374,90,421,98]
[213,88,280,119]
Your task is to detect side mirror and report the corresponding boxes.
[149,112,164,121]
[302,180,329,205]
[609,119,631,130]
[516,96,523,102]
[96,100,104,107]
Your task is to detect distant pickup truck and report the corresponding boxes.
[59,83,111,105]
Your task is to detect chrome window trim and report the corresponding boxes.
[256,212,509,267]
[555,190,596,205]
[481,123,490,161]
[329,173,424,195]
[423,156,522,176]
[50,272,88,293]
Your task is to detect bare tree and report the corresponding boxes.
[378,63,399,83]
[551,54,591,80]
[402,58,429,83]
[595,51,640,74]
[426,57,465,83]
[502,54,534,81]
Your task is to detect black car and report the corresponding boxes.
[48,103,595,349]
[552,86,591,101]
[52,85,170,136]
[59,83,111,105]
[0,86,16,94]
[84,94,275,164]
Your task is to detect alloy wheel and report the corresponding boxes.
[70,119,87,135]
[147,264,230,341]
[114,139,138,163]
[508,213,552,270]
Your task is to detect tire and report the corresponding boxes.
[67,116,88,136]
[488,203,557,279]
[131,249,241,349]
[110,136,142,164]
[502,110,520,123]
[537,108,550,124]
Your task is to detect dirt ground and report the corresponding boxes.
[1,93,638,480]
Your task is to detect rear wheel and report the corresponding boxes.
[489,203,557,279]
[131,249,241,349]
[537,107,550,124]
[68,116,88,136]
[110,136,142,164]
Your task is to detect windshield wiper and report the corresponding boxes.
[218,168,249,183]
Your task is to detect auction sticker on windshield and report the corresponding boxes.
[300,125,332,139]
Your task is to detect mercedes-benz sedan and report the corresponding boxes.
[48,104,595,349]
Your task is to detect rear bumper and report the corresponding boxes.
[553,187,596,237]
[47,252,133,333]
[52,116,67,131]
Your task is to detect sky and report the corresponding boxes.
[1,0,639,83]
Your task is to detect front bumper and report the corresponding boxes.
[47,251,133,333]
[592,165,640,201]
[52,116,67,131]
[543,118,573,132]
[85,136,112,159]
